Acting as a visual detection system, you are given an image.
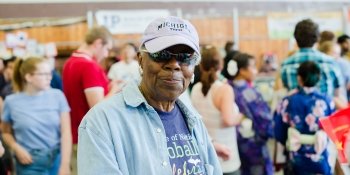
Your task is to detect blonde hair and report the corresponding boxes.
[12,57,46,92]
[85,26,113,45]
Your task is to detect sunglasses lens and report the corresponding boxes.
[149,50,197,65]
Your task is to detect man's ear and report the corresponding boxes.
[137,52,143,68]
[24,73,32,84]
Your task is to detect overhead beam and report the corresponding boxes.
[1,0,350,4]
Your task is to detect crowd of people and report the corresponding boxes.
[0,15,349,175]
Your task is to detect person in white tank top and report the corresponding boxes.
[190,45,243,175]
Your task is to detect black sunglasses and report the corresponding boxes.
[141,49,199,65]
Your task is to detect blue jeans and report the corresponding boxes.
[16,147,60,175]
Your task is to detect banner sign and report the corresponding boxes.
[320,107,350,163]
[268,12,343,39]
[95,10,171,34]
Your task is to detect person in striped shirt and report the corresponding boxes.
[280,19,345,105]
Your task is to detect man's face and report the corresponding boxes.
[138,44,195,101]
[341,39,350,53]
[94,39,112,62]
[240,58,257,82]
[4,61,15,81]
[122,45,137,61]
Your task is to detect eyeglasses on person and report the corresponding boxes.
[140,48,199,66]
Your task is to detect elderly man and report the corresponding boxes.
[77,16,222,175]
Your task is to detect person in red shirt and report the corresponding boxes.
[62,26,120,174]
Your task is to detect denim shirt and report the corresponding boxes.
[78,82,222,175]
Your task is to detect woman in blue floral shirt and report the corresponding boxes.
[224,52,274,175]
[274,61,335,175]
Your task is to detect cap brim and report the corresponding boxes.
[144,35,199,54]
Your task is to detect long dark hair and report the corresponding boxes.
[199,45,221,96]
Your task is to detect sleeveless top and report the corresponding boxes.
[191,81,241,172]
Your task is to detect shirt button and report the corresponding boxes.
[162,161,167,166]
[156,128,162,133]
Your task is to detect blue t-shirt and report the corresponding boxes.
[2,88,70,151]
[156,104,206,175]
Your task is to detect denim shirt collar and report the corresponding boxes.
[122,81,145,108]
[122,82,199,129]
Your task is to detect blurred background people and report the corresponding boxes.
[224,52,274,175]
[1,57,71,175]
[259,53,278,75]
[107,42,140,86]
[274,61,334,175]
[337,34,350,61]
[62,26,120,174]
[191,45,242,175]
[0,56,17,100]
[319,40,350,103]
[281,19,345,107]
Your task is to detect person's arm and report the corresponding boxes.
[59,112,72,175]
[212,141,231,161]
[273,99,289,145]
[83,62,122,108]
[78,110,123,175]
[84,81,123,108]
[1,122,32,164]
[215,84,242,127]
[333,96,348,110]
[84,88,105,108]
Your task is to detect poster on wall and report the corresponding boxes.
[95,10,171,34]
[267,12,343,39]
[5,31,28,48]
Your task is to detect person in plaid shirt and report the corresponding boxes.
[281,19,344,100]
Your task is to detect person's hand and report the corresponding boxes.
[14,144,32,165]
[213,142,231,161]
[58,164,71,175]
[0,142,4,157]
[238,113,245,123]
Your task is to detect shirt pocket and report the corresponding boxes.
[204,164,214,175]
